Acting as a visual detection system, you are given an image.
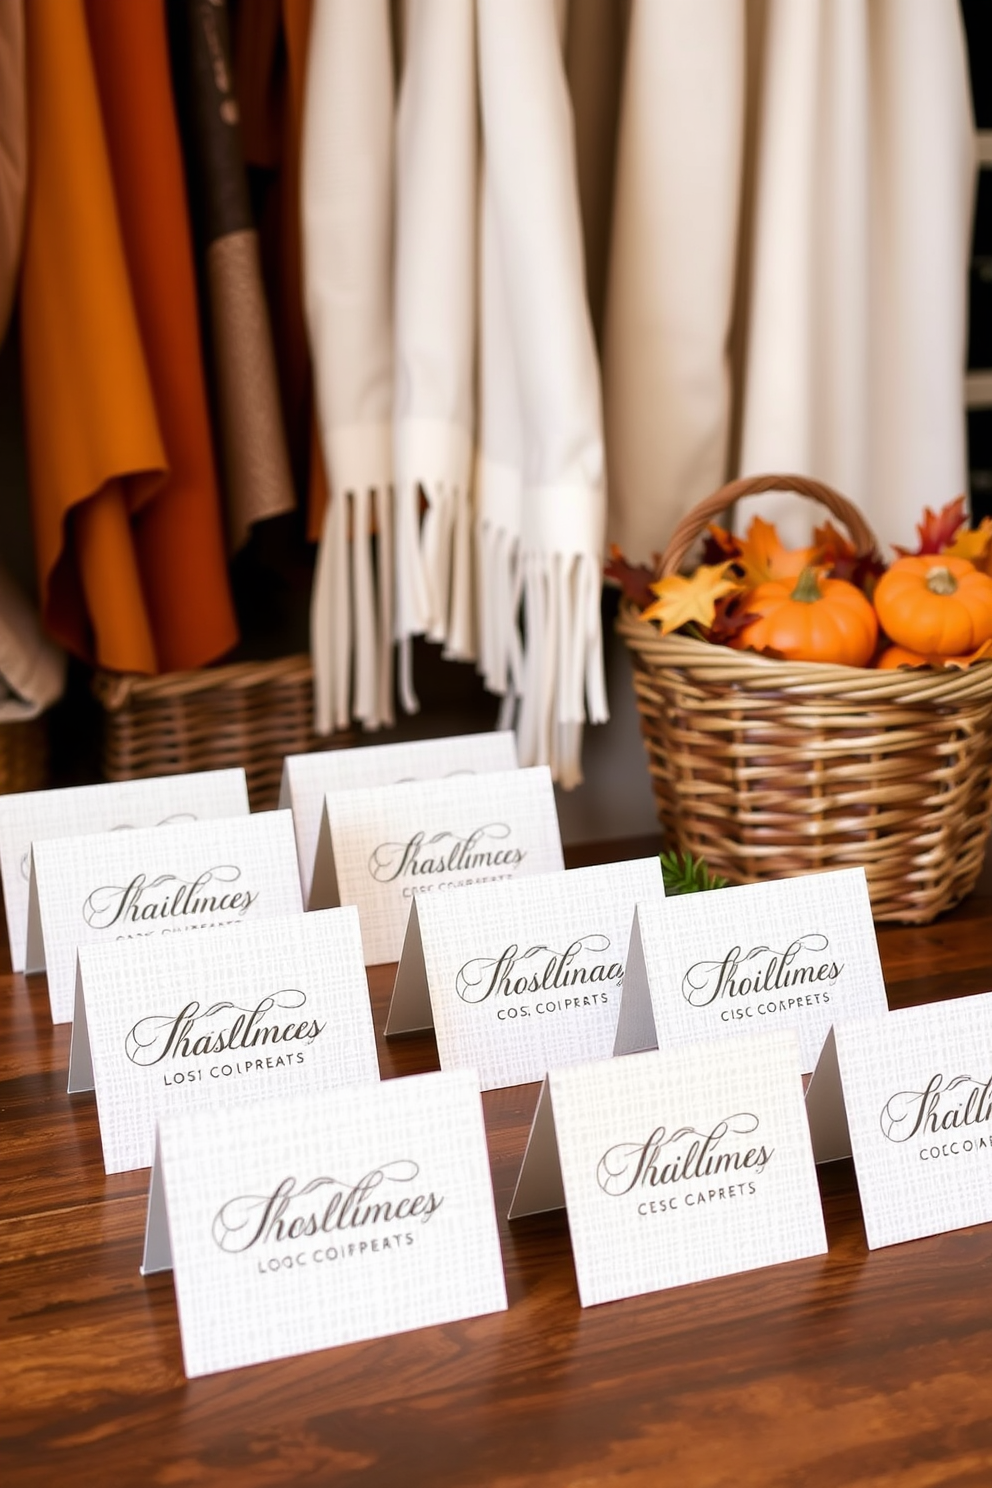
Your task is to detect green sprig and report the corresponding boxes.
[659,849,728,896]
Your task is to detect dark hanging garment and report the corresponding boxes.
[170,0,296,551]
[85,0,239,672]
[231,0,329,539]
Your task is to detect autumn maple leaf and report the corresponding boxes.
[699,590,761,647]
[942,516,992,575]
[701,523,742,566]
[604,545,660,610]
[641,563,742,635]
[939,638,992,669]
[813,519,856,564]
[735,516,818,590]
[893,496,969,557]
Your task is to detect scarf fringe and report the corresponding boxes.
[475,461,607,788]
[475,456,523,701]
[516,547,608,789]
[311,480,395,736]
[394,421,475,666]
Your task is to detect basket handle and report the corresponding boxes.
[658,474,881,578]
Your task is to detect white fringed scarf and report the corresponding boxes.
[393,0,477,692]
[302,0,395,733]
[602,0,745,564]
[738,0,974,550]
[476,0,607,787]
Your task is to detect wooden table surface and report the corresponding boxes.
[2,837,991,1488]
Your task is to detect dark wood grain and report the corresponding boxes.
[2,839,990,1488]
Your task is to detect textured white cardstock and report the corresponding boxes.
[144,1070,508,1378]
[806,992,992,1249]
[69,908,379,1174]
[321,766,564,966]
[0,769,249,974]
[615,868,887,1075]
[387,858,664,1090]
[279,731,518,907]
[510,1033,827,1307]
[30,811,303,1025]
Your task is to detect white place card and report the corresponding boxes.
[510,1032,827,1306]
[322,766,564,966]
[30,811,303,1025]
[68,908,379,1174]
[144,1069,508,1378]
[0,769,249,973]
[615,868,887,1074]
[387,858,664,1090]
[280,731,518,907]
[805,992,992,1249]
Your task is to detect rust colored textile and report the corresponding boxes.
[0,0,26,341]
[19,0,163,672]
[85,0,239,672]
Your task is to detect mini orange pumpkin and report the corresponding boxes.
[873,555,992,655]
[734,567,878,666]
[875,645,930,670]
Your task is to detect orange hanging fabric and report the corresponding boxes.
[19,0,163,672]
[85,0,239,672]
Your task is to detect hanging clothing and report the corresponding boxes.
[738,0,974,551]
[85,0,238,673]
[302,0,395,733]
[20,0,166,672]
[602,0,746,565]
[476,0,608,786]
[0,559,64,722]
[0,0,25,341]
[393,0,477,669]
[231,0,329,539]
[170,0,296,552]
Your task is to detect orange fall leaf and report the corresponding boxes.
[641,562,743,636]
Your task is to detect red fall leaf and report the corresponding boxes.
[604,545,660,611]
[893,496,969,557]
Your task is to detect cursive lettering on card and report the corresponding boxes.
[368,824,525,884]
[126,990,325,1067]
[596,1113,773,1197]
[455,935,623,1006]
[82,866,258,930]
[880,1071,992,1161]
[682,935,844,1009]
[212,1164,444,1254]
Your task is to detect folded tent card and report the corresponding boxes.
[510,1032,827,1307]
[29,810,304,1024]
[387,857,664,1089]
[804,990,992,1249]
[143,1069,508,1378]
[318,765,564,965]
[0,768,250,974]
[615,867,888,1077]
[279,730,519,908]
[69,907,379,1174]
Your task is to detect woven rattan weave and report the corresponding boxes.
[0,716,48,797]
[94,655,355,812]
[617,475,992,923]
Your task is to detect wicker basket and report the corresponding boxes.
[0,715,49,796]
[617,474,992,923]
[94,655,356,812]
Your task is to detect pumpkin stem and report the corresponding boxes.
[925,565,958,597]
[789,566,823,604]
